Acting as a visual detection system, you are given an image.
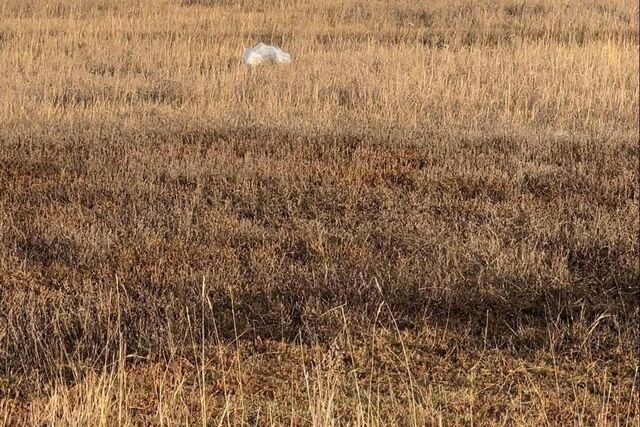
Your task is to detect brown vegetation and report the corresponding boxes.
[0,0,638,424]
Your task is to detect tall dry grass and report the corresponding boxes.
[0,0,638,425]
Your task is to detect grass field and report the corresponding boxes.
[0,0,638,425]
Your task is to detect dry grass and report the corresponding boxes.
[0,0,638,425]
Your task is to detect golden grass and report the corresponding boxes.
[0,0,638,425]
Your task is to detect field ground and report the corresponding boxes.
[0,0,638,425]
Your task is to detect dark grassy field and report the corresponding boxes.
[0,0,638,424]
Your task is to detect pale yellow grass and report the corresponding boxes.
[0,0,638,425]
